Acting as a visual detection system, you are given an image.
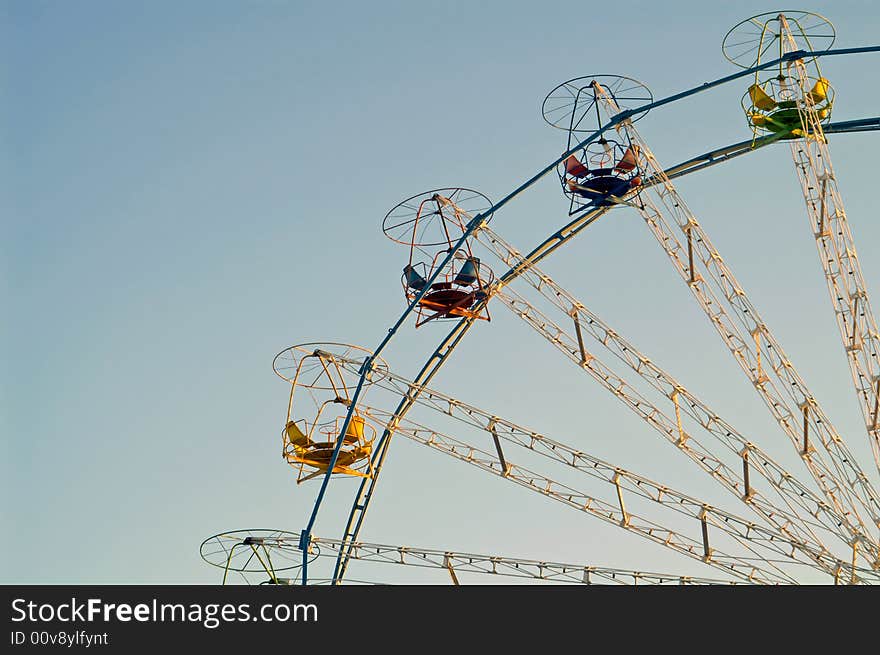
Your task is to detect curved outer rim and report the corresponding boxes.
[382,187,493,248]
[541,74,653,132]
[200,529,320,572]
[271,341,389,387]
[721,10,836,69]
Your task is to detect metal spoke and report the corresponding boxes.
[202,529,744,585]
[776,21,880,477]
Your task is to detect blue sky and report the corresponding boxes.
[4,0,880,584]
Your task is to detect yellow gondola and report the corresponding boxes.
[272,344,385,484]
[743,77,834,139]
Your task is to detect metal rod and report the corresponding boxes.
[802,405,810,455]
[222,543,242,586]
[850,295,861,349]
[872,379,880,430]
[672,390,686,445]
[687,226,696,284]
[701,512,711,560]
[249,545,274,583]
[818,116,880,133]
[489,420,510,476]
[445,555,460,586]
[811,46,880,57]
[742,449,751,499]
[753,330,764,381]
[572,310,589,364]
[613,473,628,526]
[851,541,859,585]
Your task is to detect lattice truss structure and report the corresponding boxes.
[202,11,880,585]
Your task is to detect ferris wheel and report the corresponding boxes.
[202,10,880,585]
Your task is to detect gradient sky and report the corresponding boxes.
[4,0,880,584]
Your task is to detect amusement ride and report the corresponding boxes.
[202,11,880,585]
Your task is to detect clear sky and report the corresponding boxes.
[4,0,880,584]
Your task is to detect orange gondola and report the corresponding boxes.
[384,189,495,327]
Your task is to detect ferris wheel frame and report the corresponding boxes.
[275,26,880,586]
